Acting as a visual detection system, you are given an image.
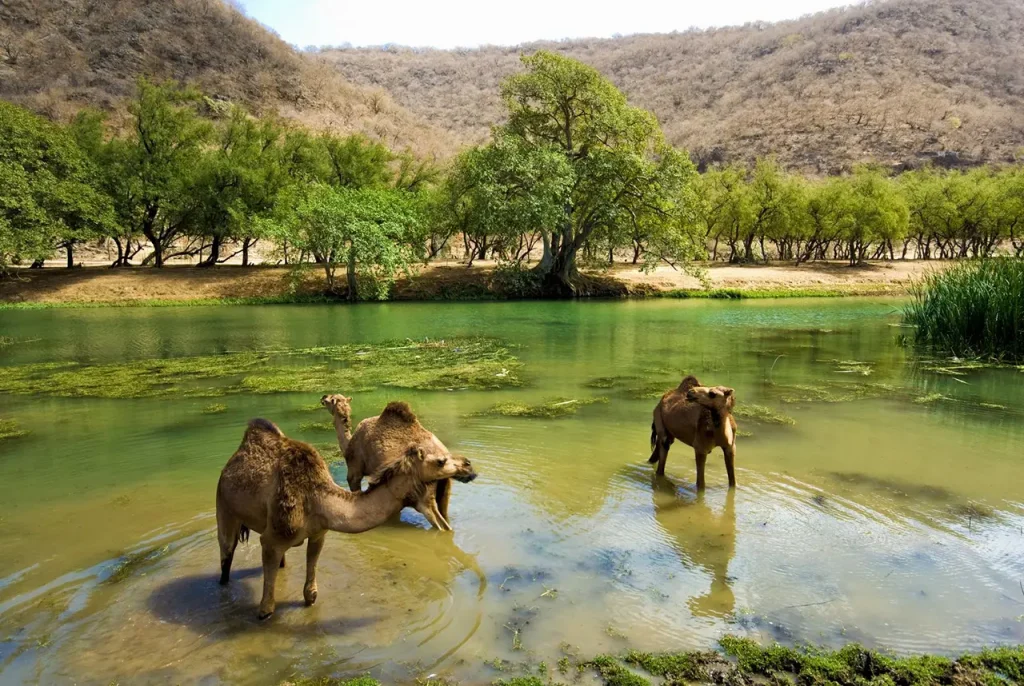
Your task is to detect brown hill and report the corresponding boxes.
[0,0,455,156]
[323,0,1024,172]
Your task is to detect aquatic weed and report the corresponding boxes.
[470,397,608,419]
[201,403,228,414]
[299,420,335,432]
[0,418,28,440]
[106,546,171,584]
[586,656,651,686]
[733,404,796,426]
[623,650,716,681]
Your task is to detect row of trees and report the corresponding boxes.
[3,52,1024,298]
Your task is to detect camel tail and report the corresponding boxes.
[238,524,250,544]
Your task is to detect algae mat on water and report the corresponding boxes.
[0,338,523,399]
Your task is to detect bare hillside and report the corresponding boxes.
[0,0,455,155]
[324,0,1024,172]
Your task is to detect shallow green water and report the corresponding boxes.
[0,299,1022,685]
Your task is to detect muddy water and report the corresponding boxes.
[0,299,1022,685]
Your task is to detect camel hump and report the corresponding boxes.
[677,375,702,392]
[247,418,284,436]
[380,401,418,424]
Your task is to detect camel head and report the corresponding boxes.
[320,394,352,420]
[686,385,736,414]
[366,443,477,497]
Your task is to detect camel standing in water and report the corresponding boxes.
[321,395,464,531]
[216,416,477,620]
[650,375,739,490]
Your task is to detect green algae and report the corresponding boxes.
[733,404,796,426]
[106,545,171,584]
[0,338,523,400]
[470,397,609,419]
[201,403,227,414]
[0,418,28,441]
[586,656,651,686]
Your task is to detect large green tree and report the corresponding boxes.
[500,51,700,293]
[0,101,116,270]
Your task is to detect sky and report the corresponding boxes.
[239,0,853,50]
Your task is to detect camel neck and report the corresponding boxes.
[317,478,407,534]
[332,414,352,454]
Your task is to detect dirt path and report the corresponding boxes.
[0,261,950,306]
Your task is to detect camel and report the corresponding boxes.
[215,415,477,620]
[322,395,464,531]
[649,375,738,490]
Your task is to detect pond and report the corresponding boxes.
[0,299,1022,685]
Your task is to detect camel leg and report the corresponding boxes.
[216,500,241,586]
[258,540,285,620]
[436,479,452,522]
[695,450,708,491]
[280,555,286,569]
[304,534,326,607]
[430,500,453,532]
[656,435,673,476]
[723,444,737,488]
[417,500,450,531]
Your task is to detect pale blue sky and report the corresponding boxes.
[239,0,852,50]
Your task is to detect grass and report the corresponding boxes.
[0,418,28,440]
[0,337,523,399]
[904,258,1024,362]
[470,397,608,419]
[106,546,171,584]
[278,641,1024,686]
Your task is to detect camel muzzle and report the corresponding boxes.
[455,471,478,483]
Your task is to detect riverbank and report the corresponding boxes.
[283,636,1024,685]
[0,260,950,308]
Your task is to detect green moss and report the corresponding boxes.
[0,337,523,399]
[623,650,713,681]
[586,656,651,686]
[733,404,796,426]
[471,397,608,419]
[0,418,28,441]
[201,403,227,414]
[106,546,171,584]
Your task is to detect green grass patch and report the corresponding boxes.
[470,397,608,419]
[0,337,523,399]
[201,403,228,414]
[733,403,796,425]
[0,418,28,441]
[106,546,171,584]
[904,258,1024,362]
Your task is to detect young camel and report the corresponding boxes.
[321,395,462,531]
[649,375,739,490]
[216,417,477,620]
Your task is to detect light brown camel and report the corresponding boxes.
[216,416,477,620]
[321,396,463,531]
[649,375,738,489]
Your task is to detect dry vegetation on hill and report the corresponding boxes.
[324,0,1024,172]
[0,0,455,156]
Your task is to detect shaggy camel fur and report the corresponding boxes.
[649,375,739,489]
[216,416,477,620]
[322,396,464,531]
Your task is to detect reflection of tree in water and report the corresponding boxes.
[651,476,736,619]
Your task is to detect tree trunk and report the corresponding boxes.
[30,258,44,269]
[242,238,252,267]
[201,235,222,267]
[66,243,74,269]
[346,248,358,302]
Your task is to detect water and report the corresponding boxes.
[0,299,1022,685]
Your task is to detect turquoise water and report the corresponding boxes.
[0,299,1021,685]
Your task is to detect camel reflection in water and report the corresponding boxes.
[650,474,737,619]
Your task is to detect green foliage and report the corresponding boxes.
[0,101,116,270]
[500,51,702,292]
[268,184,424,299]
[903,258,1024,361]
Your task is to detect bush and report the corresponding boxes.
[903,258,1024,361]
[489,262,542,298]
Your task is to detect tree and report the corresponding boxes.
[843,167,908,265]
[109,78,212,267]
[0,101,116,270]
[500,51,701,293]
[271,185,424,300]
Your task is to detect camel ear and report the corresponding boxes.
[320,394,328,403]
[406,445,425,460]
[723,388,734,397]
